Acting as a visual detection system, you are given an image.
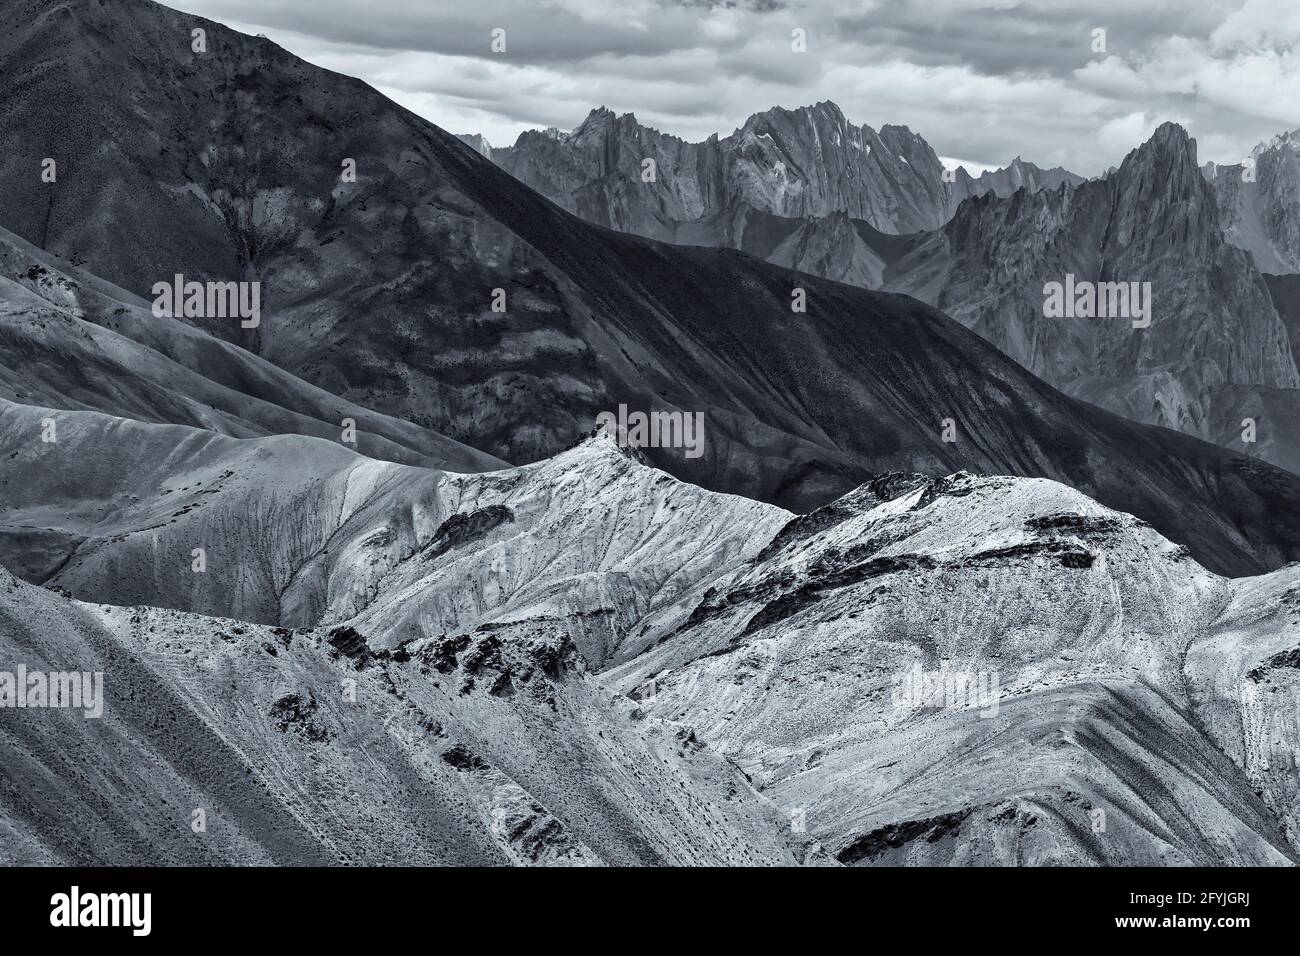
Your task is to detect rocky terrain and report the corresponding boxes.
[482,105,1300,477]
[478,103,1081,240]
[0,224,504,471]
[5,0,1300,579]
[1206,131,1300,276]
[885,124,1300,473]
[3,0,1300,868]
[4,401,1300,865]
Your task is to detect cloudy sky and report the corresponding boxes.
[169,0,1300,175]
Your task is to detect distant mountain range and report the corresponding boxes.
[1205,131,1300,275]
[469,109,1300,474]
[889,123,1300,472]
[464,102,1083,239]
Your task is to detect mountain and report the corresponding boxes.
[0,224,505,471]
[1264,273,1300,374]
[4,0,1300,578]
[886,123,1300,472]
[5,401,1300,865]
[966,155,1085,201]
[488,102,1082,239]
[603,462,1300,864]
[1205,131,1300,275]
[0,401,782,661]
[456,133,493,159]
[0,557,797,865]
[488,106,1300,476]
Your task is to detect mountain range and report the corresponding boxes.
[474,102,1083,240]
[4,0,1300,867]
[888,123,1300,471]
[1206,131,1300,275]
[5,0,1300,576]
[474,107,1300,475]
[5,403,1300,864]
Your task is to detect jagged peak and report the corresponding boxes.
[1255,128,1300,156]
[736,100,857,140]
[573,105,617,131]
[455,133,493,158]
[1113,121,1199,183]
[878,122,922,139]
[548,418,652,469]
[754,100,847,123]
[1150,120,1193,146]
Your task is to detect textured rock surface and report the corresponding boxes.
[4,404,1300,865]
[1206,131,1300,275]
[603,469,1300,865]
[492,104,1300,476]
[0,225,505,471]
[0,562,796,865]
[3,1,1300,577]
[0,402,785,663]
[490,102,1081,239]
[887,124,1300,468]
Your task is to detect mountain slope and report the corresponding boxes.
[4,0,1300,577]
[0,562,798,865]
[1206,132,1300,275]
[5,403,1300,865]
[602,469,1300,865]
[0,223,505,471]
[0,400,784,668]
[887,124,1300,470]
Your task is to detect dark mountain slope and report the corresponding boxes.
[0,224,505,470]
[2,0,1300,575]
[1265,273,1300,374]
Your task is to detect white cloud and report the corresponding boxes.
[167,0,1300,175]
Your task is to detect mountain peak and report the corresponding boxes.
[1116,121,1199,183]
[576,105,618,128]
[741,100,850,134]
[1151,121,1193,146]
[1259,128,1300,154]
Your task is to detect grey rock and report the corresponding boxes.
[887,123,1300,467]
[5,406,1300,865]
[2,2,1299,578]
[491,101,1082,239]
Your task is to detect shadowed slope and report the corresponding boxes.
[2,0,1300,576]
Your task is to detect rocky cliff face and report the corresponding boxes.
[888,123,1300,467]
[603,465,1300,865]
[490,102,1082,239]
[1206,131,1300,275]
[456,133,493,159]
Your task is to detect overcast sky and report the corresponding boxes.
[168,0,1300,176]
